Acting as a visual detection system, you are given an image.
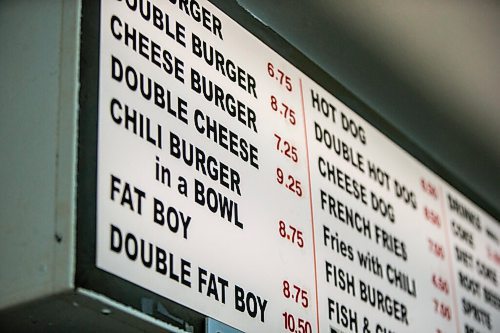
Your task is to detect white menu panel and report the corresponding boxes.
[95,1,500,332]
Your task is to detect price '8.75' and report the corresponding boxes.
[271,95,296,125]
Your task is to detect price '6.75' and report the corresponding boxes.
[267,62,293,91]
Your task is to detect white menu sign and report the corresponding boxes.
[95,1,500,332]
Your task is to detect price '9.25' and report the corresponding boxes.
[277,168,303,197]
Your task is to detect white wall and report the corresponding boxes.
[0,0,80,309]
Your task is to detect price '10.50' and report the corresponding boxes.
[283,312,312,333]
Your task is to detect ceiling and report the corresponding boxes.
[236,0,500,215]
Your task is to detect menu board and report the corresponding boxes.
[93,0,500,332]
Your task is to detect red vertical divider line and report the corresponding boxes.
[298,78,320,333]
[438,185,461,333]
